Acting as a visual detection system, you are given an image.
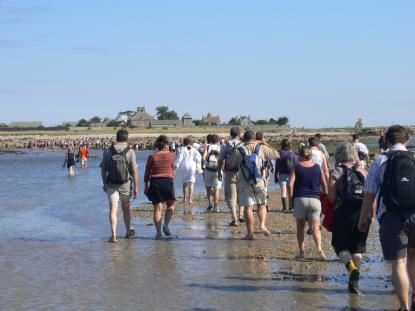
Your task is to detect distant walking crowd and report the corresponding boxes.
[100,126,415,311]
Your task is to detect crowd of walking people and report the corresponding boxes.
[98,126,414,311]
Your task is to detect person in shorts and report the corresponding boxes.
[101,129,138,243]
[144,135,176,240]
[358,125,415,311]
[218,127,244,226]
[227,130,279,240]
[275,138,297,212]
[63,147,76,177]
[202,134,222,212]
[288,145,327,260]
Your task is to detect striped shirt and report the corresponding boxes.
[144,151,175,182]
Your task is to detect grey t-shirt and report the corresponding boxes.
[100,143,138,192]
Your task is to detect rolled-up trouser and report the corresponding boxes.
[224,171,238,212]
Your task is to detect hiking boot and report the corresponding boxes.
[212,206,218,213]
[207,205,213,212]
[348,269,361,295]
[239,217,245,223]
[306,228,312,235]
[163,224,171,236]
[229,220,238,227]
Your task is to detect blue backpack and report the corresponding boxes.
[238,144,264,184]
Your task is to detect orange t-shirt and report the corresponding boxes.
[80,148,88,159]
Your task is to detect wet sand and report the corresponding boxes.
[128,190,398,310]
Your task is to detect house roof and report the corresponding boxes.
[130,109,154,121]
[8,121,43,128]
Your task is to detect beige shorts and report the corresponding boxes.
[106,187,132,204]
[293,197,321,220]
[204,170,222,189]
[238,183,267,207]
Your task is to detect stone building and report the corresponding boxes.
[239,116,253,126]
[8,121,43,128]
[182,113,194,127]
[355,118,363,131]
[128,107,194,128]
[202,113,220,126]
[129,107,154,128]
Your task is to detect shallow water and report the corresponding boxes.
[0,151,400,310]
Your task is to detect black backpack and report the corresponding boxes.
[381,151,415,213]
[337,165,366,206]
[107,146,131,184]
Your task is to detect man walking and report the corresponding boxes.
[218,127,244,226]
[228,130,279,239]
[358,125,415,311]
[101,129,139,243]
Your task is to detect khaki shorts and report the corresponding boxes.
[204,170,222,189]
[106,187,132,204]
[293,197,321,220]
[238,183,267,207]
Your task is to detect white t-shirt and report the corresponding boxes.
[354,142,369,155]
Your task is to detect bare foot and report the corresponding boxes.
[260,226,272,238]
[243,233,254,240]
[189,200,194,204]
[108,236,117,243]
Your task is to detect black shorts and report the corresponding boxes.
[379,211,415,261]
[147,178,176,205]
[331,205,369,256]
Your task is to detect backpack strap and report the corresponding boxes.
[110,145,117,155]
[254,144,261,155]
[238,146,247,158]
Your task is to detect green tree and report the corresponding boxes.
[276,116,289,126]
[255,119,269,125]
[269,118,278,125]
[106,119,120,127]
[77,119,90,127]
[228,117,240,125]
[156,106,179,120]
[90,116,101,123]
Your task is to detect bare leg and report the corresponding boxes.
[352,254,363,269]
[296,219,306,254]
[165,200,175,225]
[214,187,220,208]
[206,187,212,207]
[188,182,194,204]
[309,218,323,251]
[407,248,415,306]
[109,201,118,241]
[182,182,187,202]
[244,206,255,239]
[121,201,131,236]
[391,257,409,310]
[154,203,163,239]
[258,204,271,237]
[239,206,245,220]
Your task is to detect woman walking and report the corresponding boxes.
[175,137,202,203]
[288,145,327,260]
[63,148,76,176]
[144,135,176,240]
[328,142,368,294]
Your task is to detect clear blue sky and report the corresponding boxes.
[1,0,414,127]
